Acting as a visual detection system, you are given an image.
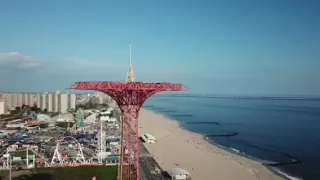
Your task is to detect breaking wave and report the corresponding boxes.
[273,168,303,180]
[204,137,303,180]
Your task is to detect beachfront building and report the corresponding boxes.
[140,133,157,144]
[167,168,191,180]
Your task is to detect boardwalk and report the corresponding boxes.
[139,142,170,180]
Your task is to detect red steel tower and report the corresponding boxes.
[69,81,187,180]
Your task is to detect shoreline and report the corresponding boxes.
[139,108,285,180]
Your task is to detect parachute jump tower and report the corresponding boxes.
[69,43,187,180]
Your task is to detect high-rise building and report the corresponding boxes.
[0,93,29,113]
[0,93,11,112]
[0,92,76,113]
[40,93,45,110]
[11,94,17,109]
[47,94,53,112]
[68,94,76,110]
[21,93,33,107]
[60,94,69,113]
[22,94,27,106]
[0,93,33,113]
[35,94,41,107]
[17,94,22,107]
[0,100,5,115]
[38,92,76,113]
[28,94,32,106]
[52,93,58,112]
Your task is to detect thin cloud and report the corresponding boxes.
[0,52,188,79]
[0,52,45,70]
[0,52,190,92]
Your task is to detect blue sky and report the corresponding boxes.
[0,0,319,95]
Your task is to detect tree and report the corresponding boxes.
[89,96,99,104]
[101,103,109,108]
[31,105,38,111]
[75,104,86,111]
[111,110,116,118]
[10,109,19,115]
[15,106,21,111]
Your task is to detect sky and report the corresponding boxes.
[0,0,319,95]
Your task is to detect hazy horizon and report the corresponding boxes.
[2,91,320,99]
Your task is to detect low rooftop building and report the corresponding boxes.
[167,168,191,180]
[140,133,156,144]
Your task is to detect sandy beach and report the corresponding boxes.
[139,109,284,180]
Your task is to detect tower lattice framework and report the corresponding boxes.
[69,82,187,180]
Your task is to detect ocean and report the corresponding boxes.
[143,95,320,180]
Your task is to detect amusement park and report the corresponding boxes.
[0,44,187,180]
[0,105,121,179]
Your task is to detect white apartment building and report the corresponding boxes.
[36,94,41,108]
[60,94,68,113]
[0,92,76,114]
[10,94,15,109]
[0,100,5,115]
[69,93,76,110]
[35,92,76,113]
[0,93,35,112]
[0,94,5,114]
[22,93,33,107]
[47,93,53,112]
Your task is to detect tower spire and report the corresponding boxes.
[126,43,135,82]
[130,43,132,66]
